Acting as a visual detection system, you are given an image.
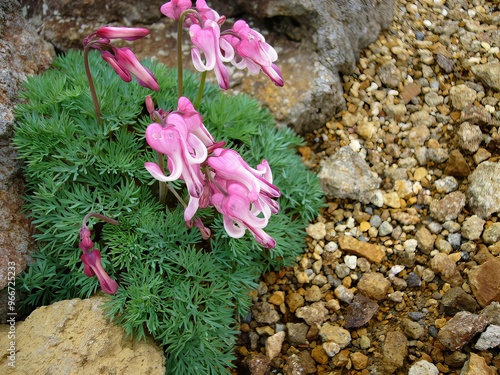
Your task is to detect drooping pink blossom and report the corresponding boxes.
[83,27,160,91]
[79,224,118,295]
[189,20,234,89]
[144,97,210,199]
[207,148,281,202]
[210,181,277,248]
[222,20,284,86]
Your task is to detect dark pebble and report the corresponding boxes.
[415,31,425,41]
[406,272,422,288]
[428,325,439,338]
[408,311,425,321]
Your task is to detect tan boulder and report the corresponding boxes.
[0,297,165,374]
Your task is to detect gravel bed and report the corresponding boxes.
[234,0,500,374]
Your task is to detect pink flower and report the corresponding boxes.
[160,0,192,20]
[79,225,118,295]
[207,149,281,248]
[211,181,277,248]
[101,47,160,91]
[194,0,224,24]
[83,27,160,91]
[189,20,234,89]
[95,26,150,41]
[144,97,210,200]
[176,96,215,147]
[207,148,280,202]
[223,20,284,87]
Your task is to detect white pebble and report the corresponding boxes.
[344,255,358,270]
[349,139,362,153]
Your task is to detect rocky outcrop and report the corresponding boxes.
[0,0,54,297]
[0,297,165,374]
[19,0,395,133]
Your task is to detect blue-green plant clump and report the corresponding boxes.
[13,50,324,374]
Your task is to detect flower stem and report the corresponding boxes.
[176,13,185,99]
[166,183,187,209]
[157,151,167,204]
[194,71,207,110]
[177,9,198,99]
[83,46,103,128]
[82,212,120,227]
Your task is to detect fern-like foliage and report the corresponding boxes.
[13,50,324,374]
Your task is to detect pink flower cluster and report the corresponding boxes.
[79,2,285,294]
[144,96,281,249]
[161,0,284,89]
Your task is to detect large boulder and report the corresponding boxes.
[0,297,165,374]
[0,1,54,302]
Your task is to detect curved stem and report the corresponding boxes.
[83,47,103,128]
[193,71,207,110]
[83,212,120,226]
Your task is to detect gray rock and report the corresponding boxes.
[461,215,486,240]
[482,222,500,245]
[318,146,381,204]
[475,324,500,351]
[467,161,500,219]
[21,0,394,134]
[471,63,500,91]
[457,122,483,153]
[408,360,439,375]
[378,221,394,236]
[236,0,395,75]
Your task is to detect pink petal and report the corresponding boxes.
[101,51,132,82]
[96,26,150,41]
[81,250,118,294]
[160,0,192,20]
